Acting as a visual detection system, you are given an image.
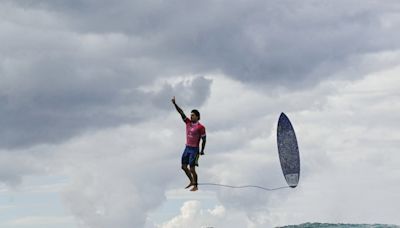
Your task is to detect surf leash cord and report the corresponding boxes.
[197,183,291,191]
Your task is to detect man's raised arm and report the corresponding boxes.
[171,96,187,121]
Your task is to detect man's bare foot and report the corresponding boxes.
[185,183,194,189]
[190,185,198,191]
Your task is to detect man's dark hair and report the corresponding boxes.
[191,109,200,120]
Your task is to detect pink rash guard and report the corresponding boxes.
[185,118,206,148]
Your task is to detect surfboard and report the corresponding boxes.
[277,112,300,188]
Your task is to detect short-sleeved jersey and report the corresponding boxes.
[185,118,206,148]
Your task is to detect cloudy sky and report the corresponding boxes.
[1,0,400,227]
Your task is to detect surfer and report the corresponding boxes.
[172,96,206,192]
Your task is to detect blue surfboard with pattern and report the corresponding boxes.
[277,112,300,188]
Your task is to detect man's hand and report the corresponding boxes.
[200,151,205,155]
[172,96,187,121]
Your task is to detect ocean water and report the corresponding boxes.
[277,223,400,228]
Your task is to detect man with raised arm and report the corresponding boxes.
[171,96,206,192]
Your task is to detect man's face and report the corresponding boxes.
[190,112,199,122]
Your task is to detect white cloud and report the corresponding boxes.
[56,121,179,228]
[2,64,400,227]
[280,66,400,225]
[158,200,250,228]
[168,63,400,227]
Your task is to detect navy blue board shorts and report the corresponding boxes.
[181,146,200,167]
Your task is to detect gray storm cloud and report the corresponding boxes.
[2,0,400,149]
[1,1,216,149]
[8,0,400,85]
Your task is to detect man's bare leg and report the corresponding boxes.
[189,166,198,191]
[182,165,194,188]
